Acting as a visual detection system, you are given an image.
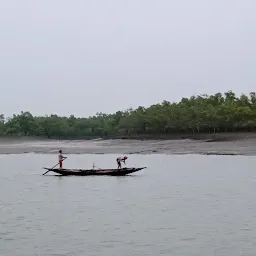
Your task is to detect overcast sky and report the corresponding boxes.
[0,0,255,117]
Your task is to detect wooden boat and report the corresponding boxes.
[42,167,146,176]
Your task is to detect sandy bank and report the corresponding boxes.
[0,133,256,155]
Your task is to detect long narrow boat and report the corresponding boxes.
[42,167,146,176]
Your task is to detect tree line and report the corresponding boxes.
[1,91,256,139]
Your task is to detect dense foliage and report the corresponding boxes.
[1,91,256,139]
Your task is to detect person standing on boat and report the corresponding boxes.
[116,156,127,169]
[58,150,66,169]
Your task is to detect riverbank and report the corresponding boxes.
[1,131,256,142]
[114,132,256,142]
[0,132,256,155]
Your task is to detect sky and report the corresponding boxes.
[0,0,256,117]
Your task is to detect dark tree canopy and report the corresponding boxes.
[1,91,256,139]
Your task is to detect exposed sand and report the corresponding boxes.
[0,133,256,155]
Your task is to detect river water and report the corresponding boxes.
[1,153,256,255]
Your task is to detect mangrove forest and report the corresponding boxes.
[1,91,256,139]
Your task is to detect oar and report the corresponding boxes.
[42,157,67,175]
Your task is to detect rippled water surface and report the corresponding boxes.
[1,153,256,256]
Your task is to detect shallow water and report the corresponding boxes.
[1,153,256,256]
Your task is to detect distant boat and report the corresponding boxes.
[42,167,146,176]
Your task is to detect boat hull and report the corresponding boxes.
[42,167,146,176]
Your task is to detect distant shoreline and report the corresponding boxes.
[1,132,256,142]
[109,132,256,142]
[0,132,256,155]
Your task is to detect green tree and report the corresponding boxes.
[1,91,256,139]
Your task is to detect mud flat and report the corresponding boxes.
[0,133,256,155]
